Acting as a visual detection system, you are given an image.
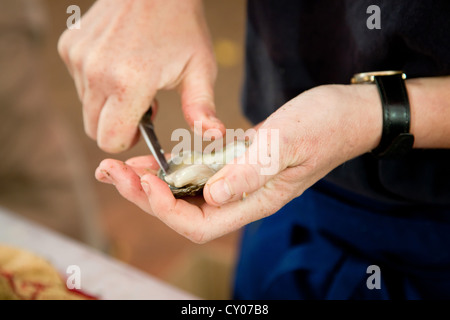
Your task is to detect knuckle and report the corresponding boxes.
[85,58,132,95]
[107,66,134,92]
[97,134,114,153]
[98,142,120,154]
[68,46,84,70]
[57,31,70,59]
[83,119,97,140]
[189,231,208,244]
[237,165,260,193]
[84,64,103,85]
[57,39,67,61]
[184,221,209,244]
[84,54,110,88]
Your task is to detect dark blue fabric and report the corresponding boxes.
[233,184,450,299]
[234,0,450,299]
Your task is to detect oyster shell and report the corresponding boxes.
[157,140,248,198]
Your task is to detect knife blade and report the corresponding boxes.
[139,107,170,175]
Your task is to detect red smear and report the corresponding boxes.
[0,269,98,300]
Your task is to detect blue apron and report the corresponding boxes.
[233,181,450,299]
[237,0,450,300]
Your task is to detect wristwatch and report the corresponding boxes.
[351,70,415,158]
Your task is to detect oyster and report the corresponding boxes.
[158,140,248,198]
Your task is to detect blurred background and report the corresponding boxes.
[0,0,250,299]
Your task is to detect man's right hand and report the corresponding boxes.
[58,0,225,153]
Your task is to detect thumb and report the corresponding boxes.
[180,57,226,139]
[204,137,282,206]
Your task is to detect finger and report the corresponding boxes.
[95,159,152,213]
[203,139,282,206]
[63,34,91,102]
[82,87,107,140]
[140,174,209,241]
[180,56,225,139]
[97,89,156,153]
[73,72,85,102]
[57,31,75,77]
[125,155,160,177]
[118,99,158,147]
[127,165,157,178]
[62,40,85,101]
[140,172,291,243]
[125,152,175,178]
[150,99,159,121]
[125,153,171,169]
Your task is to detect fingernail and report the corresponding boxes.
[141,180,151,195]
[99,170,114,184]
[209,179,232,204]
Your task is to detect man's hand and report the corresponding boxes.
[94,84,383,243]
[58,0,225,153]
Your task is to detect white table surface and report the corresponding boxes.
[0,207,197,300]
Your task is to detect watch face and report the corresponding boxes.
[351,70,406,84]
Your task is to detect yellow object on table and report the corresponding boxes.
[0,245,95,300]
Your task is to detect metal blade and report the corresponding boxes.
[139,108,170,174]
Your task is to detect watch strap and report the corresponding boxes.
[371,73,414,158]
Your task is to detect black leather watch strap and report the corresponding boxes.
[371,73,414,158]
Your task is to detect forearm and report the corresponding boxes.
[407,76,450,149]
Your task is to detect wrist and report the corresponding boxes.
[347,83,383,156]
[300,84,383,163]
[351,71,417,158]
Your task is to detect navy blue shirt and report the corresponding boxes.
[242,0,450,206]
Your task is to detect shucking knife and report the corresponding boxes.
[139,106,170,175]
